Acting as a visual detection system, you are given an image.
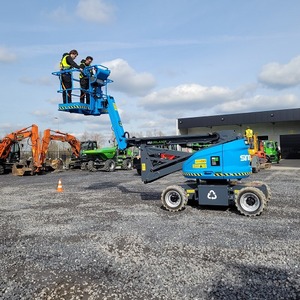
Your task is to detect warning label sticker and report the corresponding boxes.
[192,159,207,168]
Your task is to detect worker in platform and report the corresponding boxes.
[245,126,254,146]
[245,127,253,138]
[60,50,82,104]
[79,56,93,104]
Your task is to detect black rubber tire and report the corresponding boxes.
[0,164,5,175]
[87,160,97,172]
[80,162,88,170]
[235,187,266,216]
[161,185,188,212]
[104,159,116,172]
[252,181,271,202]
[122,159,132,170]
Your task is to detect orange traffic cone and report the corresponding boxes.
[56,179,64,192]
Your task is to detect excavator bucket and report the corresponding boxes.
[12,160,34,176]
[51,158,63,170]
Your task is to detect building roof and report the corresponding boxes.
[178,108,300,129]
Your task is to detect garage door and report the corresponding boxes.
[280,134,300,159]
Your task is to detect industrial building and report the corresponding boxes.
[177,108,300,159]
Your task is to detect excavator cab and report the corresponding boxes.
[52,65,112,116]
[7,142,20,164]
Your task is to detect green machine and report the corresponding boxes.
[263,140,281,163]
[82,146,136,172]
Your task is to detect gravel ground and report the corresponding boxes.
[0,163,299,299]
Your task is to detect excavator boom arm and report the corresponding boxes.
[0,124,40,166]
[40,129,81,165]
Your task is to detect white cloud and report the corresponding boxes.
[76,0,115,23]
[132,82,300,133]
[47,6,71,22]
[139,84,235,111]
[103,58,156,97]
[258,55,300,89]
[216,94,299,114]
[0,46,17,63]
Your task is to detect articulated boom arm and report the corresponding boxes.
[52,65,127,150]
[105,95,128,150]
[40,129,81,165]
[52,66,251,184]
[127,131,241,183]
[0,124,40,168]
[126,131,225,148]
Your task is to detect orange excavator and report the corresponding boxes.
[0,124,42,176]
[39,129,81,170]
[1,125,82,175]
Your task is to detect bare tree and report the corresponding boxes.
[80,131,105,148]
[145,129,165,137]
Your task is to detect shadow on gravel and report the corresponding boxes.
[187,199,239,215]
[118,185,161,201]
[207,263,299,300]
[85,181,118,190]
[159,201,238,214]
[140,192,162,201]
[84,181,164,201]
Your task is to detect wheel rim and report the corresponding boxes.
[240,192,260,212]
[165,190,182,208]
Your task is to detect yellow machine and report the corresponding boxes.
[245,130,270,173]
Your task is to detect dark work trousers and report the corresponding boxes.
[61,73,72,103]
[80,77,90,104]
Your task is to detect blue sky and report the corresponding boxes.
[1,0,300,143]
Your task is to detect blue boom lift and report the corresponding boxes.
[53,65,271,216]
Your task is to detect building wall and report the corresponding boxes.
[178,121,300,144]
[178,120,300,158]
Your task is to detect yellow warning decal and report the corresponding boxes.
[192,163,207,168]
[195,159,206,163]
[142,163,146,171]
[183,172,203,177]
[113,103,118,110]
[193,158,207,168]
[214,172,252,177]
[183,172,251,177]
[59,105,90,110]
[186,189,195,194]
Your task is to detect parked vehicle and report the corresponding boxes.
[52,65,271,216]
[245,131,271,173]
[263,140,281,163]
[82,146,137,172]
[68,140,98,169]
[0,124,41,176]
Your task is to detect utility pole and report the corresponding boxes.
[55,117,60,158]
